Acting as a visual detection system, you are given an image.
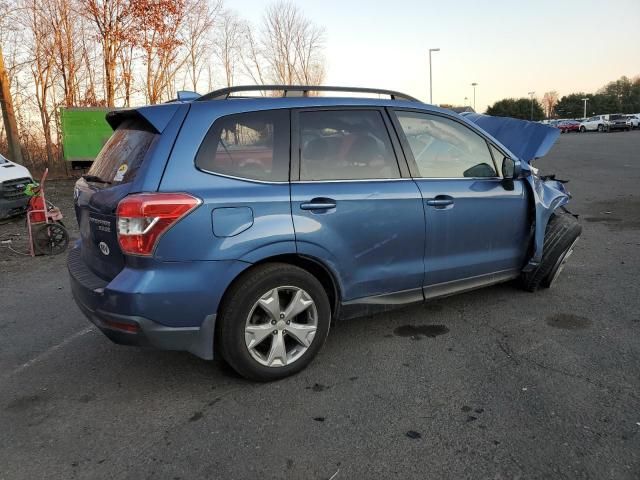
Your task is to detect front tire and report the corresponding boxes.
[579,126,586,133]
[217,263,331,381]
[521,212,582,292]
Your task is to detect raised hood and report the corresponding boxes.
[461,113,560,163]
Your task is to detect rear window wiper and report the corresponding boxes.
[82,174,112,184]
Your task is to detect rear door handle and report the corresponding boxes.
[300,198,337,210]
[425,195,454,208]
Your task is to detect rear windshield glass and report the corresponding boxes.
[87,118,158,185]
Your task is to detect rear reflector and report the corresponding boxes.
[102,318,141,333]
[116,193,201,256]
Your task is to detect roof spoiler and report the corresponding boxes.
[106,103,183,133]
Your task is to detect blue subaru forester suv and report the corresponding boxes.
[68,85,581,381]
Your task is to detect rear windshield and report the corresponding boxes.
[87,118,158,185]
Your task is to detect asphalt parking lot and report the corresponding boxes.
[1,130,639,480]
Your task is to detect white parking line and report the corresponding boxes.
[0,326,94,384]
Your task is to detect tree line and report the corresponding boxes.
[0,0,326,171]
[486,75,640,121]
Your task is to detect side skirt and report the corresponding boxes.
[423,269,520,300]
[337,270,520,321]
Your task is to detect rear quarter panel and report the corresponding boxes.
[156,101,296,262]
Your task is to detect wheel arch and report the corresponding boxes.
[218,254,342,321]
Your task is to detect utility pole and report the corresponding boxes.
[528,91,535,120]
[0,45,22,164]
[471,83,478,111]
[581,98,588,119]
[428,48,440,104]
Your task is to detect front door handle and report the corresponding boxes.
[300,198,337,210]
[425,195,454,208]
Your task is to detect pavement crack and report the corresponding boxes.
[519,355,640,403]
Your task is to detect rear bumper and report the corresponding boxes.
[67,245,246,359]
[72,292,216,358]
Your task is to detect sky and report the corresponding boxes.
[230,0,640,111]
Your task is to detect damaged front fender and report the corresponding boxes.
[461,113,572,270]
[522,166,571,271]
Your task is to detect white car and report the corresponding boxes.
[579,115,608,132]
[626,114,640,129]
[0,153,34,219]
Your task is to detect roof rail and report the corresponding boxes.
[196,85,420,102]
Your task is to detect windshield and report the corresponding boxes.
[0,154,8,164]
[609,114,623,120]
[87,118,158,185]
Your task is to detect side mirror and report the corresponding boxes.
[501,157,521,190]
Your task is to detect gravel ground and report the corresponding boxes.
[0,131,639,480]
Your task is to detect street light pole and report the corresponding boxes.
[528,91,535,120]
[581,98,588,119]
[428,48,440,104]
[471,83,477,111]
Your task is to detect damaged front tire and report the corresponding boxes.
[521,212,582,292]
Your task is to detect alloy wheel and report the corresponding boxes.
[244,286,318,367]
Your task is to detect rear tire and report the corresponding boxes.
[217,263,331,381]
[521,212,582,292]
[579,126,586,133]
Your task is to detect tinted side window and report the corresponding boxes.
[299,110,400,181]
[196,110,289,182]
[395,111,497,178]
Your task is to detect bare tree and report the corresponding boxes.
[241,1,325,88]
[84,0,133,107]
[25,0,57,165]
[129,0,187,104]
[0,44,23,163]
[240,21,267,86]
[215,10,242,87]
[261,1,325,86]
[182,0,220,92]
[46,0,80,107]
[542,90,559,118]
[117,43,134,106]
[78,28,104,106]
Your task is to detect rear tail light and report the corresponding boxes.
[116,193,201,256]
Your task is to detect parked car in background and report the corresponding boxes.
[625,114,639,129]
[68,85,581,381]
[579,115,608,132]
[607,114,630,132]
[0,153,33,219]
[557,120,581,133]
